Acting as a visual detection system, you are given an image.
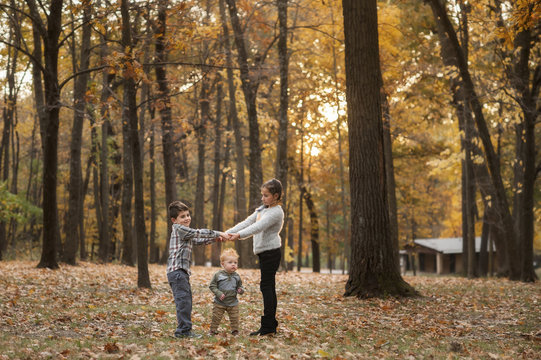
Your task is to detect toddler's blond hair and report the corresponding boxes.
[220,248,239,262]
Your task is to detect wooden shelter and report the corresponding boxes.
[401,237,496,275]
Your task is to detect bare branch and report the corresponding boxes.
[59,65,110,90]
[0,38,45,74]
[22,0,46,37]
[143,61,243,71]
[0,3,45,36]
[289,25,343,43]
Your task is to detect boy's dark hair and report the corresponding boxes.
[261,178,282,200]
[169,201,190,219]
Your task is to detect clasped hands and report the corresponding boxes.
[217,232,240,242]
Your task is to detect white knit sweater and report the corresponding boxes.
[226,205,284,255]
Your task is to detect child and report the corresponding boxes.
[166,200,227,338]
[209,248,244,335]
[227,179,284,336]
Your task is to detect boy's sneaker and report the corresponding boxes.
[175,331,202,339]
[231,330,239,336]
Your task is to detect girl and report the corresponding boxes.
[227,179,284,335]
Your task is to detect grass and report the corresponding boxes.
[0,261,540,359]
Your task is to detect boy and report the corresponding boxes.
[209,248,244,335]
[166,200,227,338]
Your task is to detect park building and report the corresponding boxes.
[400,237,498,275]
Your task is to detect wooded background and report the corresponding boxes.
[0,0,539,285]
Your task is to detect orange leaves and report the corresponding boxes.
[0,262,540,358]
[103,342,120,353]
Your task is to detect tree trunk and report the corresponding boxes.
[219,0,249,267]
[225,0,263,217]
[97,22,114,262]
[342,0,416,297]
[26,0,64,270]
[155,0,178,264]
[428,0,520,279]
[120,0,151,288]
[193,80,209,266]
[149,102,159,263]
[478,211,489,276]
[431,1,505,276]
[211,71,225,267]
[64,0,91,264]
[79,135,93,262]
[381,91,399,272]
[329,4,349,275]
[0,5,19,259]
[302,187,319,273]
[276,0,290,271]
[120,87,134,265]
[297,124,304,272]
[508,27,538,282]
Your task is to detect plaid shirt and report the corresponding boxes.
[166,224,218,275]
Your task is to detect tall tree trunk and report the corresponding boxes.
[26,0,64,270]
[149,101,159,263]
[508,28,538,282]
[428,0,520,279]
[79,133,93,261]
[155,0,178,264]
[342,0,415,297]
[225,0,263,217]
[120,0,150,288]
[211,72,224,267]
[297,122,304,272]
[381,90,399,272]
[329,4,349,274]
[193,80,209,266]
[276,0,290,270]
[0,5,19,259]
[120,87,134,265]
[302,186,319,273]
[432,0,504,276]
[219,0,249,266]
[64,0,91,264]
[492,0,539,282]
[194,0,211,266]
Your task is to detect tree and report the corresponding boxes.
[155,0,178,264]
[219,0,248,267]
[0,0,21,260]
[64,0,92,265]
[276,0,290,269]
[224,0,264,220]
[342,0,416,297]
[427,0,521,279]
[24,0,65,269]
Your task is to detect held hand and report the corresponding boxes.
[230,233,240,241]
[237,288,244,294]
[219,294,225,301]
[216,232,229,242]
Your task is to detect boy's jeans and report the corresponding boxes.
[167,269,192,335]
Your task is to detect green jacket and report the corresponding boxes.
[209,270,244,307]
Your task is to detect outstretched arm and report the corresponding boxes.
[226,211,258,234]
[235,208,283,239]
[174,224,219,245]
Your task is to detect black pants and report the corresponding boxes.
[258,248,281,329]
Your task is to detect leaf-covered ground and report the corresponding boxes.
[0,261,539,359]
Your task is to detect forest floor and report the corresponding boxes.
[0,261,540,359]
